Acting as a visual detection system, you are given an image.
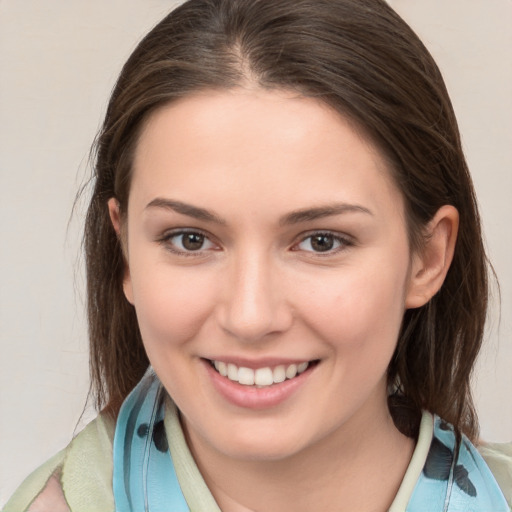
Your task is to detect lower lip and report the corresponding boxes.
[203,360,315,410]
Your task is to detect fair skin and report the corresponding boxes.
[33,87,457,512]
[106,88,458,512]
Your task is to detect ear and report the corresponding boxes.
[107,198,134,304]
[405,205,459,309]
[108,197,122,236]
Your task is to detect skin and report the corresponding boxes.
[28,471,70,512]
[109,88,458,512]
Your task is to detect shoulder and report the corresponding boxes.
[2,448,68,512]
[478,441,512,508]
[2,413,115,512]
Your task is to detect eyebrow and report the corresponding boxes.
[145,198,372,225]
[279,203,373,225]
[145,198,227,225]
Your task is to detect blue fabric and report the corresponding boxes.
[113,368,189,512]
[113,369,508,512]
[407,417,509,511]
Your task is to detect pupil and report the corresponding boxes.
[311,235,333,252]
[183,233,204,251]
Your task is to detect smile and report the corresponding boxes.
[209,360,314,387]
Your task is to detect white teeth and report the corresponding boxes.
[255,367,274,386]
[218,361,228,377]
[285,364,298,379]
[273,365,286,383]
[297,362,308,374]
[227,363,239,382]
[238,367,255,385]
[212,360,311,386]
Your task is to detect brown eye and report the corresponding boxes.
[310,234,334,252]
[162,230,217,254]
[295,232,351,254]
[182,233,205,251]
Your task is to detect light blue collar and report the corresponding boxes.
[113,368,508,512]
[407,416,509,511]
[113,368,189,511]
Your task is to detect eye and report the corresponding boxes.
[294,232,351,254]
[160,230,218,255]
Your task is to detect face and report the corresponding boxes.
[115,88,419,462]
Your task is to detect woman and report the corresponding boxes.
[4,0,511,511]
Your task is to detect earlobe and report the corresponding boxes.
[405,205,459,309]
[107,198,134,305]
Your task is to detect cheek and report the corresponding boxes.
[298,259,409,354]
[298,264,408,411]
[129,259,218,348]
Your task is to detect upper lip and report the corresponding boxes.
[202,356,318,369]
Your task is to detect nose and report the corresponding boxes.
[217,251,293,343]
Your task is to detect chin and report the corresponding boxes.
[203,418,318,462]
[223,438,308,462]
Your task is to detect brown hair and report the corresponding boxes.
[85,0,488,440]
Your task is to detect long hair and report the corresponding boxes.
[85,0,488,440]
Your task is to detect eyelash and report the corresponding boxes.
[292,231,354,255]
[157,229,353,257]
[157,229,219,257]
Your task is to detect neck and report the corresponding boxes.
[183,398,415,512]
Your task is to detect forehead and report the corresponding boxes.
[130,88,404,221]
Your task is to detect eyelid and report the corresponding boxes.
[156,228,353,257]
[157,228,220,256]
[291,230,354,254]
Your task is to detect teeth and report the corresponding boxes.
[297,362,308,373]
[218,361,227,377]
[227,363,238,381]
[255,367,273,386]
[273,365,286,383]
[285,364,297,379]
[212,360,311,386]
[238,367,255,385]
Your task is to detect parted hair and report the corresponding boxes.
[85,0,488,440]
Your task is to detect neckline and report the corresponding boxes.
[164,397,434,512]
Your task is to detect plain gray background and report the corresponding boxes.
[1,0,511,505]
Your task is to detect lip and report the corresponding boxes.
[204,356,312,370]
[202,358,317,409]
